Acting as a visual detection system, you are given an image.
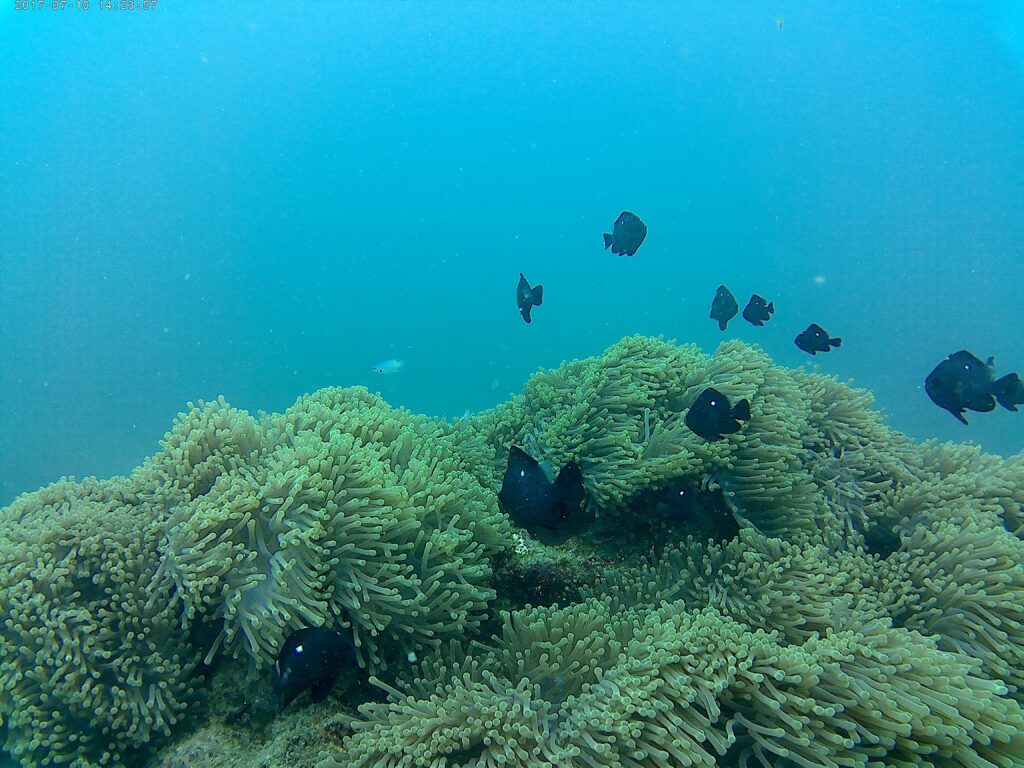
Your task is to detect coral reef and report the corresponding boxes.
[0,476,199,768]
[335,600,1024,767]
[582,532,897,645]
[0,388,508,767]
[468,337,833,544]
[332,336,1024,766]
[1,336,1023,768]
[162,387,510,670]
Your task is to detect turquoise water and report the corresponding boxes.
[2,2,1023,506]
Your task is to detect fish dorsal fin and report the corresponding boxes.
[987,356,995,367]
[537,460,555,484]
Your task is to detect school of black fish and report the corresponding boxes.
[515,215,1022,439]
[282,210,1022,708]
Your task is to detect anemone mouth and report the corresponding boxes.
[808,444,891,545]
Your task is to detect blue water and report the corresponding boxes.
[2,2,1023,506]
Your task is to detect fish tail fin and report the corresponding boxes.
[603,233,613,250]
[993,373,1021,411]
[533,284,543,306]
[830,337,842,348]
[732,399,751,421]
[767,302,775,312]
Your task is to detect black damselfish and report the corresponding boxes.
[742,294,774,326]
[710,285,739,331]
[498,445,585,537]
[925,350,1022,425]
[516,273,543,324]
[685,387,751,441]
[603,211,647,257]
[633,477,740,543]
[273,627,355,709]
[794,323,842,355]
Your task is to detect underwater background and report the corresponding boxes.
[4,5,1024,768]
[2,1,1023,506]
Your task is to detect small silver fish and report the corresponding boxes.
[372,359,404,375]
